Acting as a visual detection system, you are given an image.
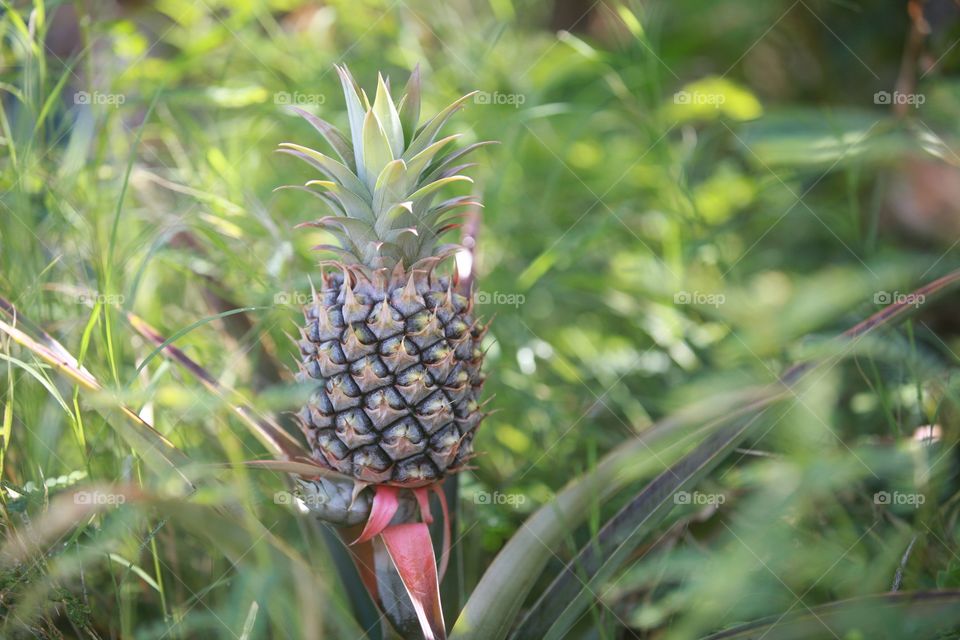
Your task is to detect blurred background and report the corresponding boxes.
[3,0,960,638]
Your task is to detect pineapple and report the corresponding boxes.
[282,66,488,489]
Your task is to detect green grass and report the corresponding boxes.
[2,0,960,638]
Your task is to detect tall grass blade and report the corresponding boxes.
[702,591,960,639]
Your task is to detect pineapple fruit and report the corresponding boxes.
[282,66,489,490]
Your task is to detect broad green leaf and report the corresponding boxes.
[737,109,901,168]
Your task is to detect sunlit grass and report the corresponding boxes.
[2,0,960,638]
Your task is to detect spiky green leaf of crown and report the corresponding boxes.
[278,65,489,269]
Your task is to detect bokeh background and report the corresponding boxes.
[3,0,960,638]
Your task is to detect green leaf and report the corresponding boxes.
[737,109,898,168]
[124,310,313,463]
[301,215,377,247]
[289,106,355,170]
[406,134,460,183]
[305,180,375,222]
[0,305,194,487]
[407,175,472,203]
[373,159,409,221]
[701,591,960,639]
[373,73,404,157]
[277,143,368,197]
[452,271,960,640]
[403,92,477,161]
[448,388,767,640]
[335,64,368,179]
[423,140,496,183]
[398,65,421,146]
[512,419,760,639]
[361,111,395,191]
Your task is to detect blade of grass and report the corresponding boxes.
[100,90,162,387]
[0,485,366,639]
[1,344,14,474]
[702,591,960,639]
[124,309,338,469]
[128,308,267,382]
[0,304,194,486]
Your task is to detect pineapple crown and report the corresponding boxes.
[278,65,489,271]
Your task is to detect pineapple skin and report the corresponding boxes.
[295,264,485,487]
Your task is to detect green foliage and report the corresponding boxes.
[2,0,960,638]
